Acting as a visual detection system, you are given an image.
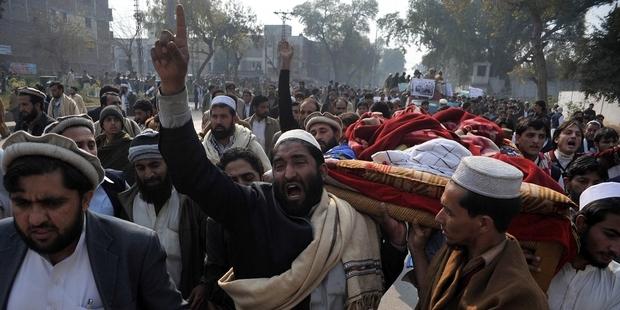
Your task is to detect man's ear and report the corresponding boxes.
[478,215,494,234]
[319,163,328,180]
[575,214,588,234]
[82,190,94,211]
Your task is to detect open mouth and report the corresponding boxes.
[566,140,577,148]
[286,183,303,199]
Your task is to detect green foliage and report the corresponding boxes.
[379,0,613,98]
[146,0,260,79]
[579,6,620,103]
[292,0,379,82]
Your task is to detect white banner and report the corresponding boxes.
[410,79,435,98]
[469,86,484,98]
[445,83,453,97]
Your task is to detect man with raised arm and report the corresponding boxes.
[152,5,405,309]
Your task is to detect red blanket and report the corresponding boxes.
[433,107,504,145]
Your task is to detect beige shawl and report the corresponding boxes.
[219,191,384,310]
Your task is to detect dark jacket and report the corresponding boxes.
[117,185,208,299]
[159,121,407,287]
[160,121,314,280]
[0,211,187,309]
[88,106,103,122]
[204,218,235,310]
[96,132,134,184]
[13,112,55,136]
[102,168,129,218]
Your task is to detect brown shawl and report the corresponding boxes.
[416,236,549,310]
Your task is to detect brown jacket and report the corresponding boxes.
[118,185,208,299]
[47,93,80,118]
[244,114,280,157]
[417,237,549,310]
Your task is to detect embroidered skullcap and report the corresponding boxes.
[212,95,237,112]
[2,131,104,190]
[451,156,523,199]
[304,111,343,138]
[579,182,620,210]
[44,114,95,135]
[274,129,321,152]
[128,129,161,162]
[18,87,46,100]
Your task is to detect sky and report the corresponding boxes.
[109,0,616,69]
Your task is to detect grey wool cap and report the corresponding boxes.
[451,156,523,199]
[2,131,104,190]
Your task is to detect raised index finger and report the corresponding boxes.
[175,4,187,45]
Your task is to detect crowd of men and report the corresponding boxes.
[0,5,618,310]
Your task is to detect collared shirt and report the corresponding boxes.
[461,238,507,277]
[534,152,551,175]
[88,185,114,216]
[251,118,266,149]
[547,261,620,310]
[7,219,103,309]
[132,188,183,287]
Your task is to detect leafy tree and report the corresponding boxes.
[293,0,379,82]
[379,0,613,100]
[29,11,89,73]
[146,0,259,79]
[579,6,620,102]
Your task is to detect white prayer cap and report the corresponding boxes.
[451,156,523,199]
[274,129,321,152]
[579,182,620,210]
[439,98,448,105]
[212,95,236,112]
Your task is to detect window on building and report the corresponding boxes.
[85,17,92,28]
[476,65,487,77]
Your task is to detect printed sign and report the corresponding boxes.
[410,79,436,98]
[9,63,37,75]
[0,45,12,55]
[469,86,484,98]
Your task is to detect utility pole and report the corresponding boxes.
[273,11,293,41]
[166,0,176,30]
[134,0,144,77]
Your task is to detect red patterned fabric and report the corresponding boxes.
[493,153,565,194]
[346,112,461,161]
[433,107,504,145]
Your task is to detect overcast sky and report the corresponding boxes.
[109,0,616,69]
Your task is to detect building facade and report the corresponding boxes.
[0,0,114,76]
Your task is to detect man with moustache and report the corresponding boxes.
[545,183,620,309]
[47,81,80,119]
[409,156,548,309]
[244,95,280,157]
[152,7,404,308]
[0,132,186,309]
[304,111,356,159]
[118,129,207,302]
[13,87,54,136]
[201,95,270,170]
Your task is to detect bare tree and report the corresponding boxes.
[111,16,143,73]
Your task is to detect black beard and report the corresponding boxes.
[137,173,173,206]
[273,169,324,218]
[579,227,610,269]
[20,109,38,123]
[14,202,83,255]
[320,137,339,153]
[212,124,235,140]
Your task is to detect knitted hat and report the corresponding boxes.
[579,182,620,210]
[304,111,343,138]
[44,114,95,135]
[274,129,321,152]
[212,95,236,111]
[451,156,523,199]
[99,105,124,122]
[2,131,104,190]
[18,87,46,100]
[128,129,161,162]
